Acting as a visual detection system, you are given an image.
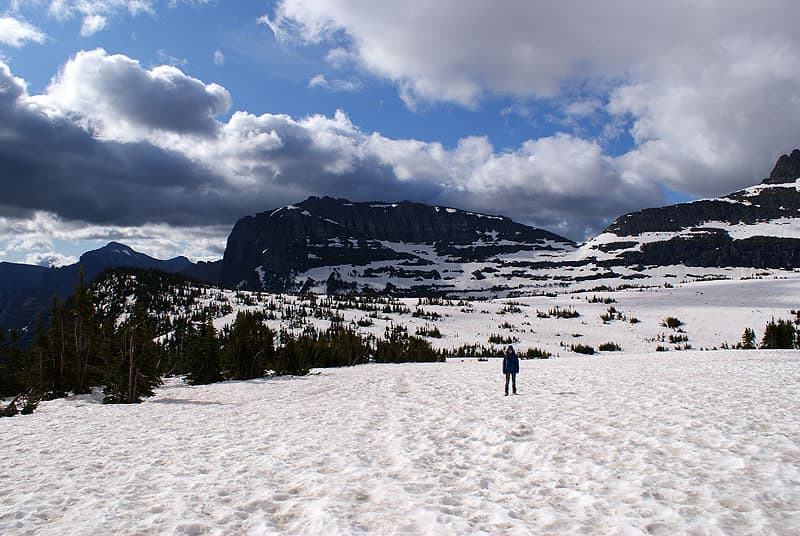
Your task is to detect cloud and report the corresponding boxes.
[156,49,188,67]
[0,58,242,228]
[213,49,225,66]
[0,16,46,47]
[25,251,78,268]
[0,211,229,263]
[40,49,231,138]
[608,37,800,195]
[307,73,360,92]
[265,0,800,196]
[23,1,210,36]
[0,52,662,252]
[80,14,107,36]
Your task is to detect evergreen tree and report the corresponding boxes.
[222,311,274,380]
[186,319,223,385]
[741,327,756,349]
[760,318,796,349]
[25,315,56,395]
[70,269,99,393]
[0,329,24,396]
[375,325,441,363]
[48,295,69,393]
[102,305,162,403]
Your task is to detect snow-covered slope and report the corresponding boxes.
[3,351,798,534]
[95,269,800,357]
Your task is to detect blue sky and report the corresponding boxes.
[1,0,798,265]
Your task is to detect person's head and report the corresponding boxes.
[506,345,514,354]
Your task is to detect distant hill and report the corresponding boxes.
[0,242,221,334]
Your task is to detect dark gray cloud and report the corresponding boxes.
[0,62,239,226]
[0,52,663,249]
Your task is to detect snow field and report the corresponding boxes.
[250,276,800,357]
[1,351,799,535]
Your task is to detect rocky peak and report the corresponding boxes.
[764,149,800,184]
[220,196,575,292]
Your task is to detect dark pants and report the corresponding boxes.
[505,373,517,394]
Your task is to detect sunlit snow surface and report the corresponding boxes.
[2,352,799,535]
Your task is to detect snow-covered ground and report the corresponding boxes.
[2,352,798,535]
[204,275,800,357]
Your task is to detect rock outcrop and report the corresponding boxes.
[220,197,575,292]
[586,150,800,269]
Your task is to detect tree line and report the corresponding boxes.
[1,270,442,415]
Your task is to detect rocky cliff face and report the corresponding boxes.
[220,197,575,293]
[585,150,800,269]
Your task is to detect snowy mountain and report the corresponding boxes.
[220,196,576,294]
[583,150,800,269]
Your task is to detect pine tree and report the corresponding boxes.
[741,327,756,349]
[222,311,274,380]
[760,318,796,349]
[186,319,222,385]
[102,305,162,403]
[0,329,23,396]
[70,268,98,394]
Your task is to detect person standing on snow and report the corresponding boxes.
[502,345,519,395]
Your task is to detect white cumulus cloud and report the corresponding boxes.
[263,0,800,197]
[80,14,107,36]
[0,16,46,47]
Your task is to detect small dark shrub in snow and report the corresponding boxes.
[588,295,616,304]
[598,342,622,352]
[655,345,669,352]
[668,333,689,344]
[443,344,502,358]
[524,347,551,359]
[661,317,683,329]
[600,306,625,322]
[1,395,21,417]
[488,334,518,345]
[498,304,522,314]
[629,317,641,324]
[375,325,441,363]
[20,395,39,415]
[412,308,441,321]
[549,306,580,319]
[570,344,595,355]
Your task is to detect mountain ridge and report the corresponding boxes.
[4,148,800,332]
[220,196,576,293]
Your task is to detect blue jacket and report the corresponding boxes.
[502,351,519,374]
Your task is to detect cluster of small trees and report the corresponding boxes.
[1,273,163,411]
[739,318,799,349]
[1,271,444,414]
